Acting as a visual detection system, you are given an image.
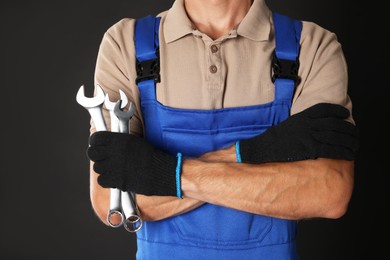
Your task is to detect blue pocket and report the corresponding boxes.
[172,204,272,249]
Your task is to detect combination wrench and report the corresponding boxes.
[76,84,124,228]
[113,100,143,232]
[103,90,128,228]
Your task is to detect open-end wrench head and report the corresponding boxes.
[76,84,105,108]
[114,100,135,121]
[104,89,128,111]
[119,90,128,109]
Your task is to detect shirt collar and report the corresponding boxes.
[163,0,195,43]
[163,0,271,43]
[236,0,271,41]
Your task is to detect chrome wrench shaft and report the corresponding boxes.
[103,91,129,228]
[114,100,143,232]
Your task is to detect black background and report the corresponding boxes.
[0,0,387,259]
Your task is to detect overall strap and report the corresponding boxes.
[134,15,161,100]
[272,13,302,104]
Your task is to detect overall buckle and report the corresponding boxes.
[136,56,160,84]
[271,51,300,83]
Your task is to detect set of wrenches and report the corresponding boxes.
[76,84,143,232]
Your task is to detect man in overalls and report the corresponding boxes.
[86,0,359,259]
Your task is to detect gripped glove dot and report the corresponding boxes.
[238,103,359,163]
[86,132,179,197]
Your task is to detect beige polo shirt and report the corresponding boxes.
[93,0,353,136]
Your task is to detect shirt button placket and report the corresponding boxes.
[209,44,219,74]
[206,41,223,107]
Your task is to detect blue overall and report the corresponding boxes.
[134,13,302,259]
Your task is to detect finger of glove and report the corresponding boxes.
[312,118,360,138]
[97,174,125,190]
[87,146,109,161]
[312,131,359,152]
[88,131,114,146]
[92,160,112,175]
[305,103,350,119]
[317,143,356,160]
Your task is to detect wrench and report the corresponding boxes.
[76,84,123,228]
[102,90,128,228]
[104,90,128,132]
[114,100,143,233]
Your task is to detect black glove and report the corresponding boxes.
[86,132,182,197]
[237,103,359,163]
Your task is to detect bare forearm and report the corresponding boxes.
[181,158,354,220]
[89,163,111,225]
[136,195,204,221]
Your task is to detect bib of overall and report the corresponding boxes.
[134,13,302,260]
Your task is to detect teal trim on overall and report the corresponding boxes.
[175,152,183,198]
[134,13,302,259]
[235,141,242,163]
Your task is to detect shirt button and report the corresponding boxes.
[209,65,218,73]
[211,45,218,53]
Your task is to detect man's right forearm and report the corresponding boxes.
[136,195,204,221]
[90,163,204,223]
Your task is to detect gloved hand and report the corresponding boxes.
[86,132,182,197]
[237,103,359,163]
